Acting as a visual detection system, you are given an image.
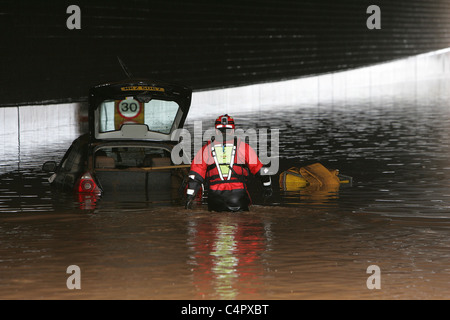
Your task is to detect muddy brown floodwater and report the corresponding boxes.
[1,85,450,300]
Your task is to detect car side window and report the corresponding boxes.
[59,144,75,172]
[60,137,87,173]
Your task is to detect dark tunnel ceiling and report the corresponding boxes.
[1,0,450,106]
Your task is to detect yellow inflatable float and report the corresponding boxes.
[279,163,352,192]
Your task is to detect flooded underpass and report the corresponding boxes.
[1,56,450,301]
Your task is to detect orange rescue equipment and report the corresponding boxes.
[279,163,349,191]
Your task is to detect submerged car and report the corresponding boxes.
[42,79,192,207]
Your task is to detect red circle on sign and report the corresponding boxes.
[117,99,142,119]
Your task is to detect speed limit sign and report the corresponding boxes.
[117,99,141,119]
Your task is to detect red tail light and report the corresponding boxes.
[75,172,101,194]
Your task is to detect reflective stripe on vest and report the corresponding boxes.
[210,138,237,181]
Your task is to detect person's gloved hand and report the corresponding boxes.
[263,186,273,198]
[257,167,272,199]
[185,173,202,209]
[185,195,195,209]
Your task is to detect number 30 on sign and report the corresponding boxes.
[118,99,141,119]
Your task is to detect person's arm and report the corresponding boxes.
[243,142,272,197]
[185,143,209,209]
[255,167,273,198]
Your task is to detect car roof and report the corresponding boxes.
[89,79,192,110]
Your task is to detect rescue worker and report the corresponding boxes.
[185,114,272,212]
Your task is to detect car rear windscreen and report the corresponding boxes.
[98,99,179,134]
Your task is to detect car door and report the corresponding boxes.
[53,134,89,190]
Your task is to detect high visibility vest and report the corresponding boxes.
[188,138,263,192]
[211,141,236,180]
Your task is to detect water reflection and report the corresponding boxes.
[187,214,270,299]
[0,103,85,175]
[220,93,450,218]
[281,186,340,207]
